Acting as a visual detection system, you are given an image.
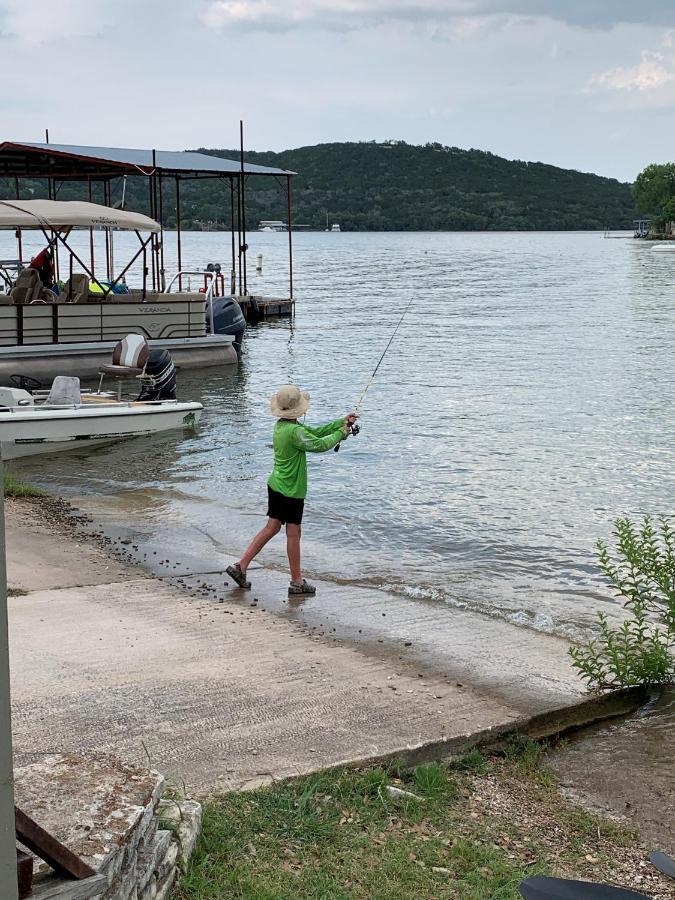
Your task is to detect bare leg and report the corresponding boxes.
[286,524,302,583]
[238,518,281,571]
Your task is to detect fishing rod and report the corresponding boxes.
[335,295,415,452]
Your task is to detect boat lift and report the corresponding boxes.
[0,127,296,313]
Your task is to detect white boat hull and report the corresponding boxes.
[0,336,236,386]
[0,401,202,460]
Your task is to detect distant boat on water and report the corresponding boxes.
[258,220,287,232]
[324,212,340,232]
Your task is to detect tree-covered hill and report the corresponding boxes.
[1,141,636,231]
[195,141,636,231]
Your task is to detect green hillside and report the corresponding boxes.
[1,141,636,231]
[195,141,636,231]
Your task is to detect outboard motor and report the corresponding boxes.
[137,349,177,401]
[209,295,246,355]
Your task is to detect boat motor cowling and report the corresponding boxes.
[209,296,246,354]
[137,349,177,401]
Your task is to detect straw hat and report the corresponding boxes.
[270,384,310,418]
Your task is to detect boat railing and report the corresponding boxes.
[0,259,22,293]
[165,269,230,335]
[2,397,183,412]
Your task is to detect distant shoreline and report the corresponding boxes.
[163,227,638,234]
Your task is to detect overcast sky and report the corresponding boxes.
[2,1,674,182]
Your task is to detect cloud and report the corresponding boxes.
[1,0,110,43]
[200,0,675,33]
[200,0,450,32]
[590,51,675,92]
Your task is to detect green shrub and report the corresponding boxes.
[570,516,675,689]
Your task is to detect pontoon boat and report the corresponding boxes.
[0,199,245,385]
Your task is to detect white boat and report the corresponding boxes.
[0,333,203,459]
[0,383,202,460]
[257,220,287,232]
[323,212,340,232]
[651,242,675,252]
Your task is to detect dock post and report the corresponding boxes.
[0,454,19,900]
[286,175,294,304]
[239,120,248,296]
[230,178,236,295]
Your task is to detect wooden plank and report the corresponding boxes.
[17,850,32,899]
[15,807,96,880]
[30,874,108,900]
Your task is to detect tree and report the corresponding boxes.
[633,162,675,214]
[662,196,675,223]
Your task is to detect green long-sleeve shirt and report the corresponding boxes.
[268,418,345,499]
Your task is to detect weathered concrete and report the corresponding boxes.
[14,753,164,879]
[14,753,200,900]
[7,499,588,794]
[5,500,135,592]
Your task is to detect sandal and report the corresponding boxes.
[288,578,316,596]
[226,563,251,589]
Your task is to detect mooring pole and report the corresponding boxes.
[239,120,248,295]
[286,175,294,303]
[175,176,183,292]
[0,454,19,900]
[14,179,22,266]
[229,178,236,295]
[87,177,95,278]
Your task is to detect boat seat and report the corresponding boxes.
[38,287,57,303]
[44,376,81,406]
[62,273,89,304]
[98,334,150,398]
[9,269,41,304]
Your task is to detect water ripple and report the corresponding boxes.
[12,230,675,636]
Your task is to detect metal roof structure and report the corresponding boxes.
[0,142,295,179]
[0,136,296,298]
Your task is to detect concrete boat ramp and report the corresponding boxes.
[6,498,605,795]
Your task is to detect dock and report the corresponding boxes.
[237,295,294,322]
[0,140,298,332]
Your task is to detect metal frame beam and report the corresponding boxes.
[0,454,19,900]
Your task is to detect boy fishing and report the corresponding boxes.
[227,384,357,596]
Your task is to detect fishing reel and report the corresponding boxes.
[334,420,360,452]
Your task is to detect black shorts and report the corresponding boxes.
[267,485,304,525]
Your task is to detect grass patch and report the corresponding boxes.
[452,748,488,775]
[3,470,46,498]
[7,586,28,597]
[172,753,658,900]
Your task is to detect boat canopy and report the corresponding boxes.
[0,199,161,232]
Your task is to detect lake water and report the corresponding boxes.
[8,230,675,638]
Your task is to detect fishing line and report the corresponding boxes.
[335,295,415,452]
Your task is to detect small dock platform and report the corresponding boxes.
[236,295,294,322]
